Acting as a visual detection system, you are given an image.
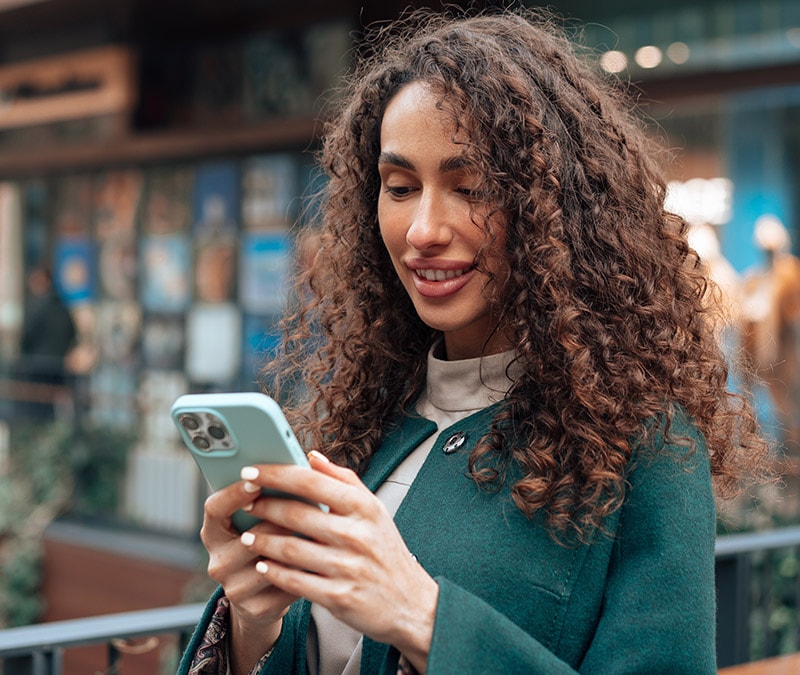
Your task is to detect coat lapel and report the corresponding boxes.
[360,414,438,491]
[355,414,437,675]
[359,406,499,674]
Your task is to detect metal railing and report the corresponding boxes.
[1,527,800,673]
[716,524,800,668]
[0,603,204,675]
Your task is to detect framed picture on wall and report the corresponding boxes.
[53,235,96,306]
[242,154,299,231]
[185,301,242,384]
[239,230,291,314]
[140,233,192,313]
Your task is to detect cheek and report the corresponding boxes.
[378,219,411,290]
[482,223,510,284]
[377,202,405,257]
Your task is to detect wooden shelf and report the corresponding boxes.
[0,116,323,178]
[0,45,137,130]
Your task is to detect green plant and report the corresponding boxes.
[0,419,134,628]
[0,539,44,627]
[0,421,73,627]
[68,424,135,516]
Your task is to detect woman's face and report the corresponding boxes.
[378,81,510,360]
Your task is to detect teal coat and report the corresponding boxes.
[178,405,717,674]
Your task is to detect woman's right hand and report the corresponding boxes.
[201,477,299,674]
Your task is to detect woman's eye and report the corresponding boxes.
[456,187,482,201]
[385,185,415,198]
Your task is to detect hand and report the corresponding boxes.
[201,477,299,673]
[239,451,439,672]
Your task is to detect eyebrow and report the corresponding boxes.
[377,151,472,173]
[378,151,413,170]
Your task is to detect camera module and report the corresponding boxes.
[192,435,211,451]
[180,413,201,431]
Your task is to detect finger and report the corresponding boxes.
[204,516,292,580]
[206,535,262,586]
[241,462,366,516]
[240,528,333,577]
[202,480,262,545]
[248,494,386,555]
[307,450,363,487]
[250,555,374,622]
[207,526,299,600]
[246,495,340,546]
[209,524,301,580]
[221,559,300,625]
[251,555,338,608]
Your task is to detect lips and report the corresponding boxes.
[416,268,467,281]
[408,261,475,298]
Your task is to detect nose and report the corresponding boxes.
[406,190,453,251]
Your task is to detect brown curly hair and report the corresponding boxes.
[264,7,770,541]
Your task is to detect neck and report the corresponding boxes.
[442,329,513,361]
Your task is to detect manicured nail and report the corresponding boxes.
[240,531,255,546]
[242,481,260,493]
[256,560,269,574]
[308,450,329,463]
[241,466,259,480]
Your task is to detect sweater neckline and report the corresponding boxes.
[422,342,519,414]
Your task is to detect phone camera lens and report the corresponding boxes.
[192,435,211,451]
[207,425,226,440]
[181,414,201,431]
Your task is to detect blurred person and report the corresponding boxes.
[178,8,769,675]
[688,222,743,389]
[741,214,800,456]
[688,222,742,324]
[17,264,77,421]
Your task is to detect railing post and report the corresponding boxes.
[2,649,60,675]
[43,647,63,675]
[1,655,32,675]
[716,552,752,668]
[107,641,121,675]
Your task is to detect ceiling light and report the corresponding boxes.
[600,50,627,74]
[666,42,690,64]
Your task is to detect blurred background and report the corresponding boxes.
[0,0,799,672]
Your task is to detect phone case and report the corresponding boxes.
[171,391,313,531]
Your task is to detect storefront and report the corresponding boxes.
[0,0,799,536]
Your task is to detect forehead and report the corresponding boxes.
[380,81,470,157]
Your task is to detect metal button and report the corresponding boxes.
[442,431,466,454]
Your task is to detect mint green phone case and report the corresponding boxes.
[171,391,313,531]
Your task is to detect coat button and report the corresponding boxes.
[442,431,466,454]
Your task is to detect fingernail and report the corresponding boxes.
[241,466,259,480]
[240,531,255,546]
[242,481,261,493]
[242,502,254,511]
[308,450,329,463]
[256,560,269,574]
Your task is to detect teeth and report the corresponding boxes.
[418,268,465,281]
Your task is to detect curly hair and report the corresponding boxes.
[264,7,770,541]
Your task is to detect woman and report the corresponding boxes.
[179,9,768,674]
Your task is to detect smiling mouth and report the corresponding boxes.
[415,267,471,281]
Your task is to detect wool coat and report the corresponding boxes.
[178,404,717,674]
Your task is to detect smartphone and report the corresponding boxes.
[171,391,324,531]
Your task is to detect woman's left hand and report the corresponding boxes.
[239,451,439,672]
